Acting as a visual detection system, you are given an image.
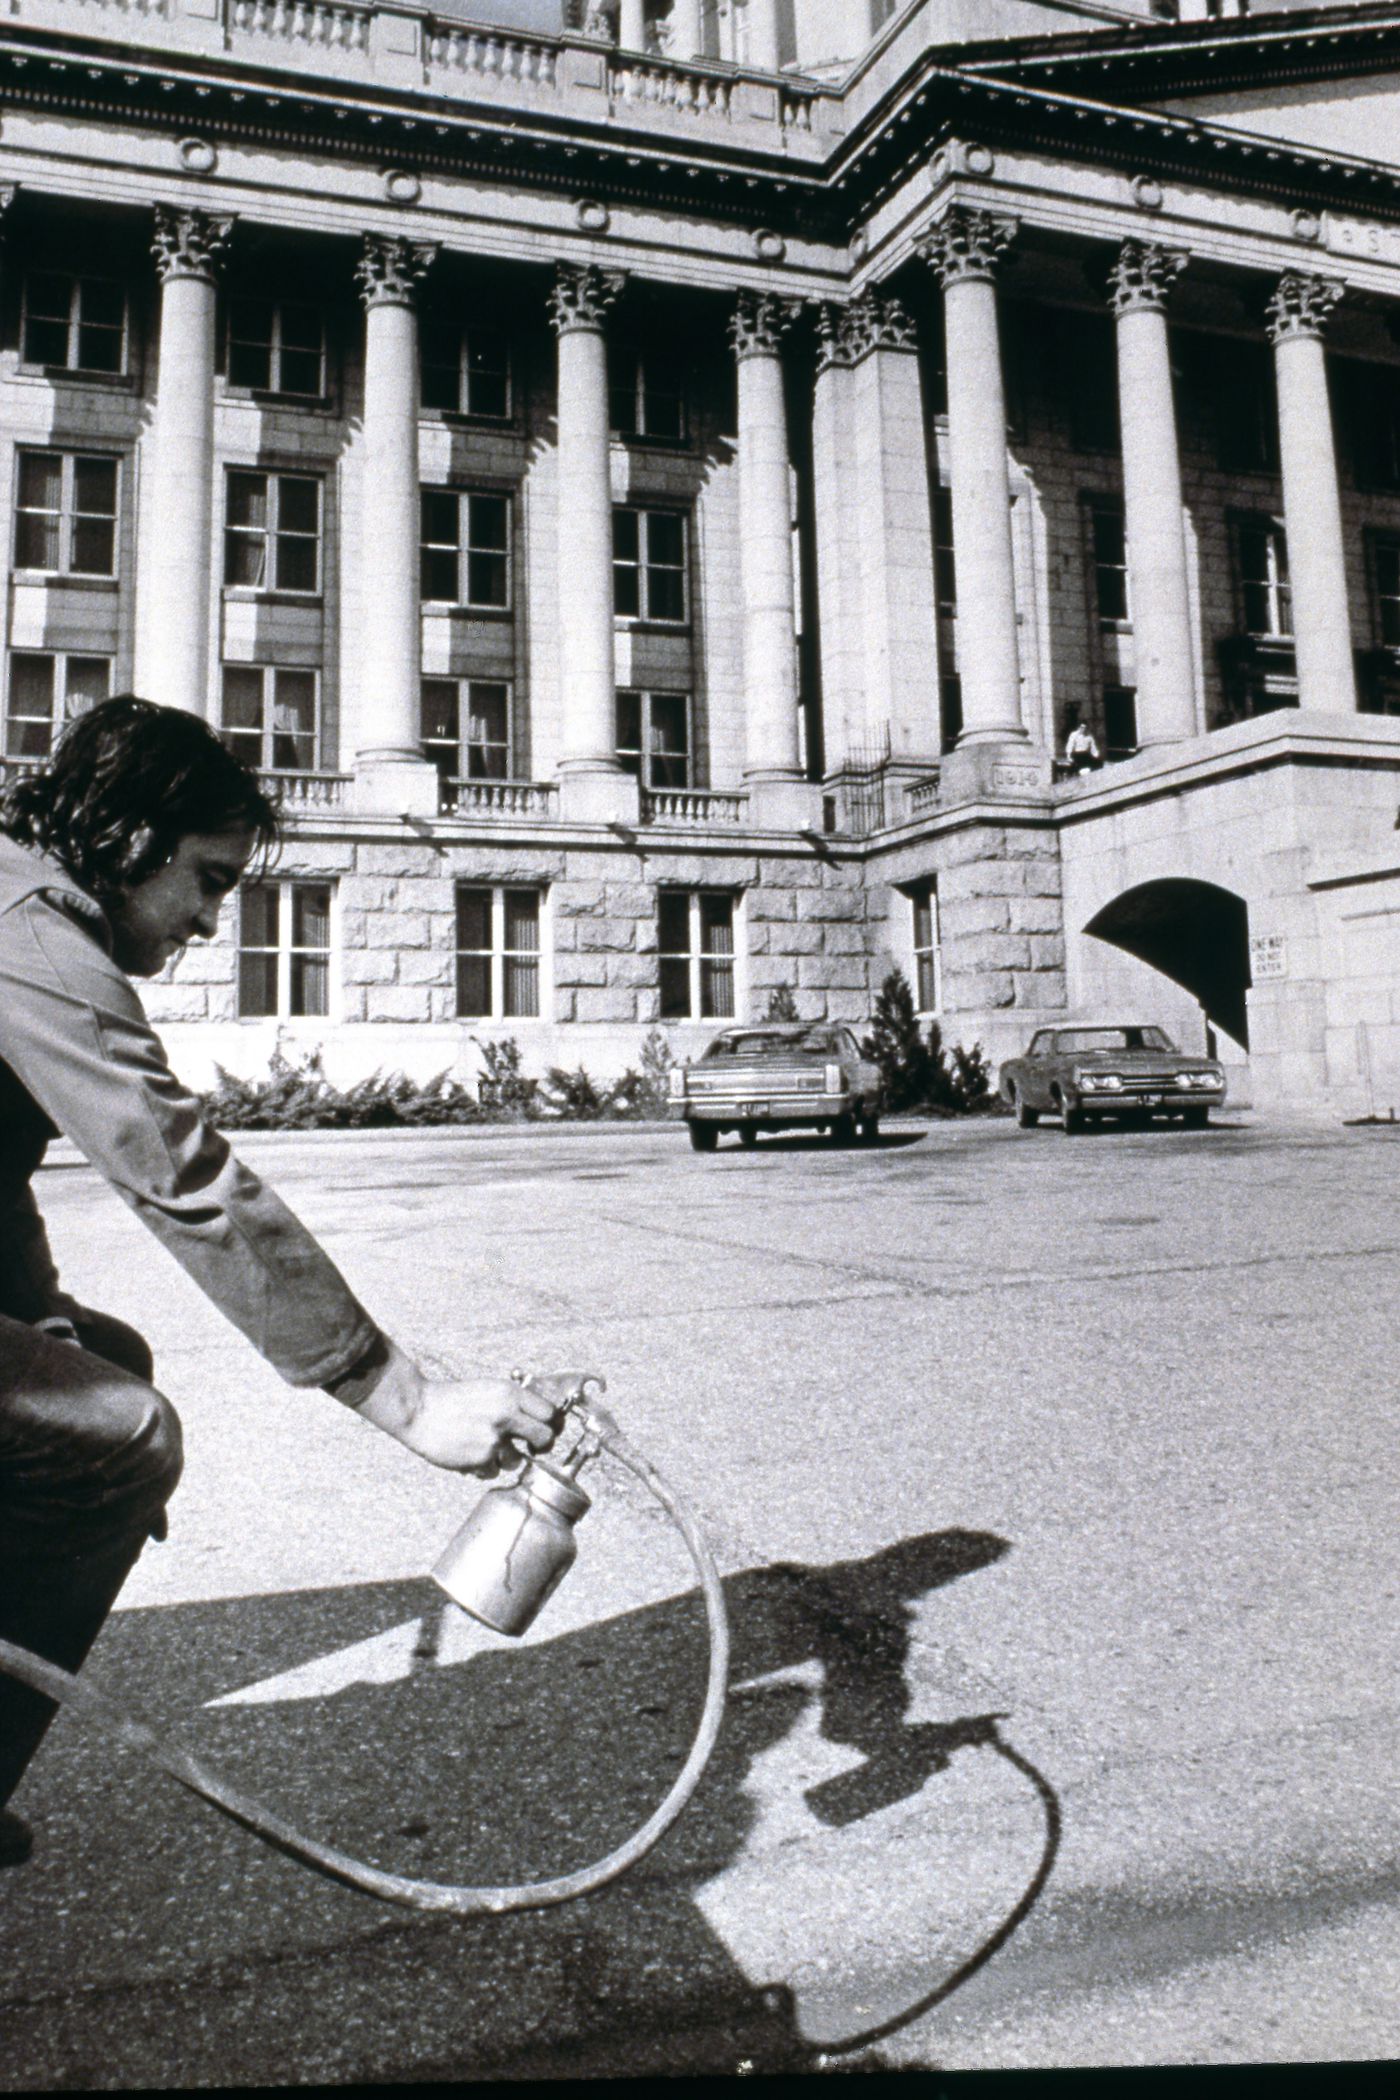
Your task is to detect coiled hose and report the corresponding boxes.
[0,1414,729,1915]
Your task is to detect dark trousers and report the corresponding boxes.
[0,1310,183,1810]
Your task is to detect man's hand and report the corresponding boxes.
[349,1342,562,1475]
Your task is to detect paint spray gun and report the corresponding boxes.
[432,1369,614,1636]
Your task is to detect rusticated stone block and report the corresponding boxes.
[798,955,866,990]
[398,949,453,986]
[747,924,771,954]
[604,883,654,918]
[574,986,640,1023]
[804,888,866,922]
[744,888,798,923]
[365,986,432,1023]
[942,967,1016,1009]
[345,876,401,911]
[555,988,578,1023]
[759,857,824,889]
[279,840,355,875]
[746,954,797,989]
[557,952,609,988]
[821,922,871,956]
[826,988,873,1022]
[356,843,438,879]
[1008,895,1063,936]
[941,896,1011,938]
[554,883,606,917]
[647,854,759,888]
[340,986,368,1022]
[637,988,661,1023]
[342,949,398,985]
[1013,974,1068,1011]
[606,953,658,989]
[957,932,1032,973]
[577,917,636,952]
[145,986,210,1023]
[365,911,431,950]
[1030,934,1066,972]
[767,921,824,957]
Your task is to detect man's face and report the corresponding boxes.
[108,827,257,978]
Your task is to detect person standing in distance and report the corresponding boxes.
[0,696,562,1862]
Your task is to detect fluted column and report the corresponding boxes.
[136,206,232,717]
[811,305,862,771]
[1109,240,1198,747]
[747,0,781,70]
[1266,272,1357,713]
[917,210,1026,749]
[549,262,630,821]
[353,234,439,811]
[732,291,809,826]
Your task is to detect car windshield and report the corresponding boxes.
[1043,1027,1175,1054]
[701,1029,843,1060]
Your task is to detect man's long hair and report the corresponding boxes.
[2,695,281,905]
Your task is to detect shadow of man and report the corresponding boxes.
[2,1527,1057,2083]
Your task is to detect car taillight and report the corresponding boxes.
[668,1067,687,1101]
[824,1062,842,1093]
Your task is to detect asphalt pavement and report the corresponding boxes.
[1,1111,1397,2083]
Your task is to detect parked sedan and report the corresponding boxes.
[669,1023,884,1151]
[998,1024,1226,1133]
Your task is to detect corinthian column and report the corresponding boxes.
[136,206,233,718]
[917,210,1027,751]
[1108,240,1198,747]
[731,290,810,828]
[746,0,782,70]
[548,262,630,822]
[352,234,439,812]
[669,0,703,57]
[1266,272,1357,713]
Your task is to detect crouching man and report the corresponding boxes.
[0,696,562,1863]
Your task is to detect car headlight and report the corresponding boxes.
[1189,1071,1220,1089]
[1079,1072,1123,1092]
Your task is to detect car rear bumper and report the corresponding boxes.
[672,1091,851,1124]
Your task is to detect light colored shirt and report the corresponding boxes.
[0,833,378,1387]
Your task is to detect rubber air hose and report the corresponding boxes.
[0,1419,729,1915]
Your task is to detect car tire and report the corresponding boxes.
[1054,1090,1085,1135]
[688,1121,718,1153]
[738,1123,759,1149]
[1182,1106,1210,1130]
[855,1111,880,1145]
[1011,1087,1039,1130]
[830,1114,857,1146]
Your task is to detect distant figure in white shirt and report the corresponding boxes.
[1065,716,1102,775]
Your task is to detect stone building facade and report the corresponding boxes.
[5,0,1400,1115]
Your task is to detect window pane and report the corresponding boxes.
[646,511,685,568]
[657,890,690,954]
[699,893,734,956]
[292,884,331,951]
[659,956,691,1020]
[421,489,460,546]
[279,346,323,398]
[466,551,508,606]
[290,954,328,1019]
[239,953,280,1018]
[70,519,116,577]
[421,679,459,745]
[73,457,117,517]
[15,514,60,571]
[272,670,317,768]
[456,887,491,952]
[280,302,322,351]
[612,509,639,562]
[18,452,62,514]
[225,534,266,589]
[222,668,263,731]
[422,550,459,603]
[226,473,268,531]
[26,272,71,321]
[912,891,933,953]
[651,692,688,756]
[229,338,273,390]
[469,494,508,551]
[503,957,538,1019]
[241,884,279,949]
[277,478,319,536]
[614,565,641,618]
[456,953,491,1019]
[276,536,318,594]
[469,685,508,746]
[7,656,55,758]
[700,957,734,1019]
[64,656,110,712]
[647,568,685,622]
[915,950,937,1013]
[504,889,539,953]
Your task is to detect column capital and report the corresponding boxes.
[1266,270,1346,344]
[355,233,439,310]
[816,288,918,371]
[0,185,18,227]
[151,205,235,285]
[1108,239,1189,316]
[548,261,625,335]
[916,208,1018,288]
[729,290,802,361]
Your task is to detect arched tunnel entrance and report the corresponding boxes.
[1084,879,1251,1049]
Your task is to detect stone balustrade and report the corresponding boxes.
[426,22,557,84]
[641,786,748,825]
[444,778,559,818]
[905,776,941,816]
[258,768,352,808]
[229,0,368,51]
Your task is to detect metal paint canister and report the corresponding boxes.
[431,1458,592,1636]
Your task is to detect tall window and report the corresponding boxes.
[1214,340,1279,476]
[658,890,735,1020]
[238,882,331,1018]
[609,349,686,443]
[1237,518,1292,638]
[613,507,687,622]
[1061,312,1120,455]
[22,273,126,375]
[5,652,110,759]
[455,886,540,1019]
[221,666,318,771]
[616,689,689,788]
[420,322,510,419]
[932,483,957,618]
[224,472,321,594]
[421,679,512,792]
[14,452,118,576]
[1087,498,1130,624]
[420,490,510,608]
[1103,687,1139,761]
[1371,533,1400,649]
[907,883,940,1014]
[226,299,325,398]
